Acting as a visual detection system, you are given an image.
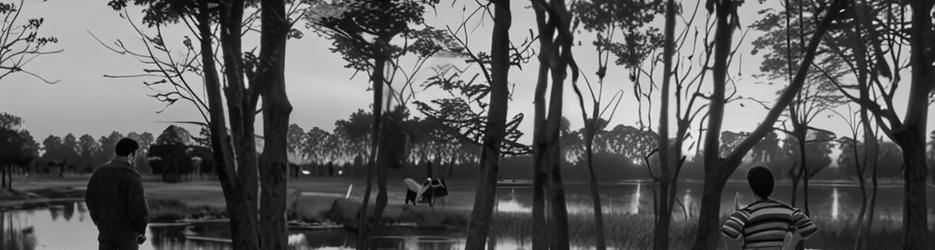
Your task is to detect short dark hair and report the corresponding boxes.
[747,166,774,198]
[115,138,140,156]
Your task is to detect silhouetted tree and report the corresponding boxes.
[308,0,447,246]
[95,131,124,165]
[61,133,79,171]
[77,134,99,172]
[105,0,302,247]
[528,0,578,247]
[751,0,847,217]
[692,0,845,249]
[0,113,37,189]
[569,0,664,246]
[834,1,932,246]
[0,0,60,83]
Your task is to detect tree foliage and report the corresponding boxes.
[0,0,60,83]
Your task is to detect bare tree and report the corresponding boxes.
[691,0,845,249]
[816,0,934,247]
[530,0,578,248]
[0,0,60,84]
[103,0,304,248]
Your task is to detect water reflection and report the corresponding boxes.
[0,182,931,250]
[682,189,694,219]
[832,187,839,221]
[0,202,230,250]
[630,183,641,215]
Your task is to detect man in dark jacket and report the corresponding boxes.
[86,138,149,250]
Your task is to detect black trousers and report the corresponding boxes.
[405,190,417,205]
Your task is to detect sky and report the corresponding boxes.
[0,0,932,149]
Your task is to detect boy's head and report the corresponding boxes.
[115,138,140,157]
[747,166,774,198]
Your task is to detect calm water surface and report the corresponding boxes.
[1,182,930,249]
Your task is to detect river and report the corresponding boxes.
[0,182,930,249]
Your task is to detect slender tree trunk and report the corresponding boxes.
[846,1,873,246]
[692,1,735,248]
[654,0,677,249]
[583,139,606,249]
[865,137,879,250]
[691,1,843,249]
[531,1,553,248]
[465,0,511,247]
[372,107,402,231]
[358,56,386,249]
[257,0,292,248]
[790,162,799,206]
[796,133,810,215]
[851,135,868,250]
[546,0,576,247]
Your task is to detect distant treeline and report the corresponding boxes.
[290,111,935,183]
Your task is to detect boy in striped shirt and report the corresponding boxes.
[721,166,818,249]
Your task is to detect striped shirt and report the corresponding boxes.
[721,198,818,249]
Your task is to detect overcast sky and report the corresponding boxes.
[1,0,931,148]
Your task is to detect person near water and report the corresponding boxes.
[403,178,421,205]
[86,138,149,250]
[418,177,434,206]
[721,166,818,249]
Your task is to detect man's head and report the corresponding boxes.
[115,138,140,157]
[747,166,774,198]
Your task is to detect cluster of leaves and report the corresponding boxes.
[415,64,529,155]
[0,0,59,83]
[286,109,481,166]
[107,0,203,27]
[571,0,664,68]
[307,0,444,71]
[0,113,37,167]
[560,121,660,164]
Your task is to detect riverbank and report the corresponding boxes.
[0,175,476,226]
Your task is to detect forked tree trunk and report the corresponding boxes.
[691,1,843,249]
[197,1,259,249]
[464,0,511,247]
[531,0,553,248]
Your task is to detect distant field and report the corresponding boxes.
[8,174,479,220]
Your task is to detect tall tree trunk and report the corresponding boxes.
[220,3,261,241]
[373,107,403,231]
[531,1,553,248]
[465,0,511,247]
[897,1,933,248]
[796,132,810,215]
[691,1,843,249]
[584,136,605,249]
[865,135,879,250]
[358,56,386,249]
[654,0,677,249]
[692,1,736,247]
[257,0,292,248]
[197,1,259,249]
[543,0,574,247]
